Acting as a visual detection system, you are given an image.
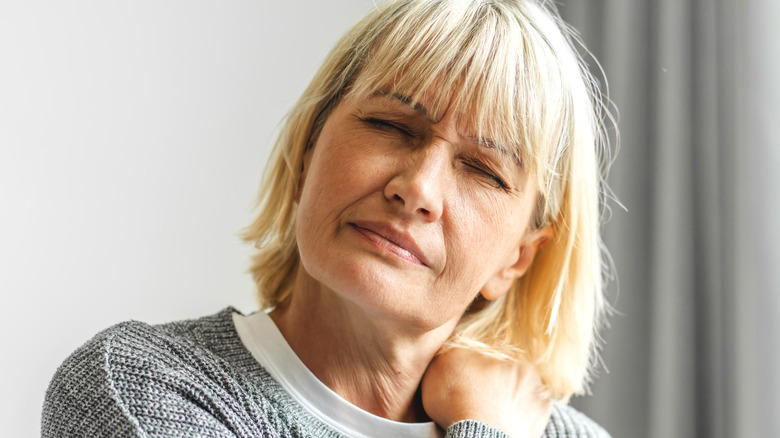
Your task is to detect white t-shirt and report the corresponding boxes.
[232,310,441,438]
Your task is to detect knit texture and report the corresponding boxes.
[42,308,610,437]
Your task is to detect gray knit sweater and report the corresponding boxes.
[42,308,610,437]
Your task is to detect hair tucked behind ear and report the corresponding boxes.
[243,0,614,400]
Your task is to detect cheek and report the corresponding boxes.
[300,152,368,213]
[296,140,395,260]
[306,131,396,196]
[441,197,526,283]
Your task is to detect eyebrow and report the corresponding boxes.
[369,91,522,168]
[370,90,428,116]
[468,136,522,168]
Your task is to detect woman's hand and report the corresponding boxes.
[421,348,552,438]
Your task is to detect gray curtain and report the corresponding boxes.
[558,1,780,437]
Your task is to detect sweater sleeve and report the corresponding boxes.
[445,420,510,438]
[443,403,611,438]
[543,403,611,438]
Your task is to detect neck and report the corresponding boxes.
[269,268,457,423]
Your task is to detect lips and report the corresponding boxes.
[349,221,430,268]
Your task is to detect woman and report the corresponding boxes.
[43,0,612,436]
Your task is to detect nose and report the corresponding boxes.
[383,142,448,222]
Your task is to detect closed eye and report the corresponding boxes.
[463,159,509,190]
[361,117,414,140]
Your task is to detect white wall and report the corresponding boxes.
[0,1,374,435]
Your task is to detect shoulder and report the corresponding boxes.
[47,307,240,384]
[42,308,267,437]
[543,403,611,438]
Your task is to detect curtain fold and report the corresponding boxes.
[559,1,780,437]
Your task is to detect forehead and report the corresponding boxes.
[351,63,528,143]
[366,90,431,118]
[349,72,498,130]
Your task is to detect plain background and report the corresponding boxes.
[0,1,373,435]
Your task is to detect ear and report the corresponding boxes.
[480,225,553,301]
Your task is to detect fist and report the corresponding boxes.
[420,348,552,438]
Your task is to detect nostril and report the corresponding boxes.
[393,194,403,202]
[419,208,429,215]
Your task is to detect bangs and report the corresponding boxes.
[346,0,572,183]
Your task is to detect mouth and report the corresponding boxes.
[349,221,430,268]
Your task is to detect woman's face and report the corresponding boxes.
[295,90,547,331]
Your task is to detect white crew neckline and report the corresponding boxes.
[232,310,441,438]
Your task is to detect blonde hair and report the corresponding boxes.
[244,0,612,400]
